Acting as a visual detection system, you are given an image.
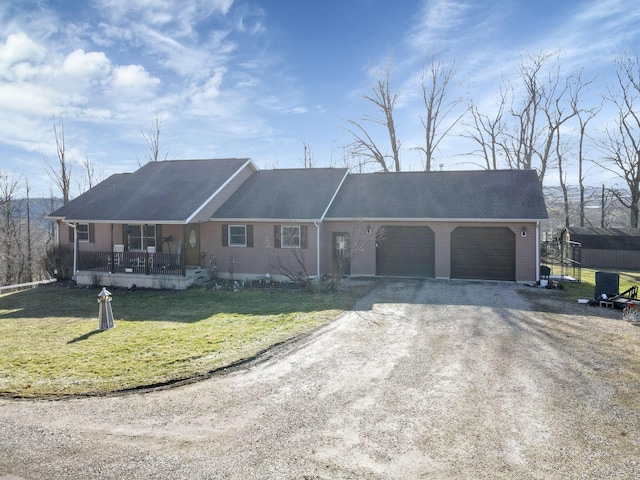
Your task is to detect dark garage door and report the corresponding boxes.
[451,227,515,281]
[376,226,435,277]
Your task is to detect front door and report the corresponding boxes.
[333,232,350,276]
[185,224,200,266]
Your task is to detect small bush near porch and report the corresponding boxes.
[0,283,370,398]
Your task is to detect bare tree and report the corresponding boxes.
[597,185,619,228]
[596,48,640,227]
[556,130,573,227]
[76,154,103,194]
[462,87,509,169]
[553,69,595,226]
[346,59,401,172]
[268,226,317,291]
[576,104,601,226]
[466,52,589,187]
[503,52,564,184]
[301,141,315,168]
[0,171,22,285]
[25,179,33,282]
[45,117,72,204]
[137,114,169,166]
[416,56,465,171]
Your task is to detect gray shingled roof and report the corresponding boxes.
[325,169,548,220]
[211,168,348,220]
[565,227,640,249]
[49,158,252,222]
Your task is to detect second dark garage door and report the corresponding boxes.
[376,226,435,277]
[451,226,515,281]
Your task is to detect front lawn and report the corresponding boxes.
[0,283,370,398]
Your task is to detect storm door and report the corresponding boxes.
[333,232,351,276]
[185,224,201,266]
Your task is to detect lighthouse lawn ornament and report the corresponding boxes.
[98,287,115,330]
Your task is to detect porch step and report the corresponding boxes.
[192,270,211,285]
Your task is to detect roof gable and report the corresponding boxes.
[211,168,349,221]
[325,169,548,220]
[49,158,254,223]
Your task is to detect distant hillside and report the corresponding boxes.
[542,185,630,237]
[8,197,63,224]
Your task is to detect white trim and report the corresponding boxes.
[228,224,247,247]
[64,221,77,277]
[321,170,350,221]
[77,222,90,243]
[323,217,546,223]
[280,225,301,248]
[214,218,319,223]
[536,221,541,282]
[186,159,257,224]
[62,219,188,225]
[314,221,320,281]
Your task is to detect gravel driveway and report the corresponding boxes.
[1,279,639,479]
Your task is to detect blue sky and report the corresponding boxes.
[1,0,639,198]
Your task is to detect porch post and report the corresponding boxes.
[65,221,78,278]
[182,224,187,277]
[314,221,321,283]
[110,223,114,273]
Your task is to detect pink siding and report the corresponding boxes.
[60,222,123,252]
[321,221,377,276]
[204,222,319,279]
[322,220,539,282]
[161,224,187,257]
[65,216,539,282]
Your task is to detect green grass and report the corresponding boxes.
[560,268,640,300]
[0,283,371,397]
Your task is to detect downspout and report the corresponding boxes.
[536,221,540,283]
[64,221,77,280]
[313,221,321,283]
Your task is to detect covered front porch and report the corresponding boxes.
[75,250,211,289]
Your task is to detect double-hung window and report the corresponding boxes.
[281,226,301,248]
[222,224,253,247]
[77,223,90,243]
[228,225,247,247]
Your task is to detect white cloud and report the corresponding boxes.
[200,67,227,99]
[0,83,57,115]
[0,32,46,66]
[96,0,235,32]
[408,0,473,48]
[185,67,232,116]
[111,64,160,90]
[62,49,111,78]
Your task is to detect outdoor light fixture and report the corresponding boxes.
[521,226,527,237]
[367,225,372,234]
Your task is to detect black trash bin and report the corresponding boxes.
[594,271,619,300]
[540,266,551,286]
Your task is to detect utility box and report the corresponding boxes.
[594,271,619,300]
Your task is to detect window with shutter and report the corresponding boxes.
[229,225,247,247]
[281,226,301,248]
